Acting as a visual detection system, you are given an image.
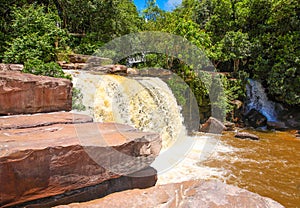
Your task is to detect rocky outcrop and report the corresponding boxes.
[244,109,267,128]
[0,113,161,207]
[13,167,157,208]
[199,117,227,134]
[54,180,284,208]
[0,71,72,115]
[0,112,92,130]
[235,132,259,140]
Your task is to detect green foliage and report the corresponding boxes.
[3,4,68,64]
[23,59,71,79]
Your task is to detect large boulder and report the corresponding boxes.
[244,109,267,128]
[0,71,72,115]
[199,117,227,134]
[54,180,284,208]
[0,114,161,207]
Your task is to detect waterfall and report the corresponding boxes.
[245,79,277,122]
[69,70,185,149]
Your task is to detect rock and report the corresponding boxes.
[0,120,161,207]
[54,180,284,208]
[75,63,88,70]
[224,121,235,131]
[267,121,288,131]
[0,112,92,130]
[0,71,72,115]
[60,63,75,69]
[105,64,127,73]
[0,63,23,71]
[199,117,227,134]
[126,68,138,75]
[235,132,259,140]
[13,167,157,208]
[245,109,267,128]
[68,54,90,63]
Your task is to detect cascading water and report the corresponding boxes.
[69,70,184,149]
[245,79,278,122]
[66,70,227,182]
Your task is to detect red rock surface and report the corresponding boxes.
[55,180,284,208]
[0,118,161,207]
[0,71,72,115]
[0,112,93,130]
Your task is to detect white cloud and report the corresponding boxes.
[165,0,182,11]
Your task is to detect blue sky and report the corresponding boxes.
[133,0,182,11]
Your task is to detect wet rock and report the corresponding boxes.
[0,121,161,207]
[199,117,226,134]
[235,132,259,140]
[224,121,235,131]
[0,71,72,115]
[245,109,267,128]
[0,112,92,130]
[267,121,288,131]
[54,180,284,208]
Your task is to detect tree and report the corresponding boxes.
[3,4,67,64]
[214,31,251,72]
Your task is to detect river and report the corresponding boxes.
[203,130,300,208]
[68,70,300,207]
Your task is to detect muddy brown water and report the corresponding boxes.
[203,130,300,208]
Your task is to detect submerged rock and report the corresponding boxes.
[0,115,161,207]
[235,132,259,140]
[199,117,227,134]
[54,180,284,208]
[0,71,72,115]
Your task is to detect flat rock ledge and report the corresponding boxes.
[0,71,72,115]
[0,113,161,207]
[0,112,93,130]
[54,179,284,208]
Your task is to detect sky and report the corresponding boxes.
[133,0,182,12]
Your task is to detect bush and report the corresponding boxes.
[23,59,71,79]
